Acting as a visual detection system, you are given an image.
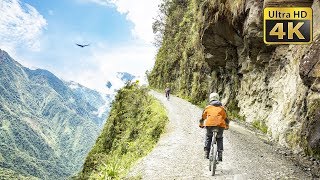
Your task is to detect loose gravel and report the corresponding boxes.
[127,91,312,180]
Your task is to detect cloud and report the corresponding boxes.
[85,0,110,6]
[48,0,161,92]
[85,0,161,43]
[55,43,156,93]
[0,0,47,53]
[0,0,159,94]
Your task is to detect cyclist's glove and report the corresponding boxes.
[225,118,230,130]
[199,119,204,128]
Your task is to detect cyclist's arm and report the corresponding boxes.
[199,109,207,128]
[222,108,227,120]
[202,109,207,120]
[222,108,230,129]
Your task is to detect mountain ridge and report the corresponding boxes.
[0,49,109,179]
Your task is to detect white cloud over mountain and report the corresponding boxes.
[58,43,156,94]
[0,0,47,53]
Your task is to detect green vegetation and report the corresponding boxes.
[0,50,106,179]
[148,0,244,109]
[287,130,300,149]
[226,100,245,121]
[77,82,168,179]
[148,0,209,105]
[0,116,68,179]
[252,120,268,134]
[149,0,320,160]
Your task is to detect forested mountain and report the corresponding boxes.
[0,49,109,179]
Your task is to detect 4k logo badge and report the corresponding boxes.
[264,7,313,44]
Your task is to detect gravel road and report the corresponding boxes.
[127,91,312,179]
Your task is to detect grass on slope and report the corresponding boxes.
[76,82,168,179]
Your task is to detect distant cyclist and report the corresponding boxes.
[199,92,229,161]
[165,87,171,100]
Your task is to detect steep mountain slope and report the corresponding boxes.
[148,0,320,160]
[0,49,109,179]
[77,83,168,179]
[66,81,111,125]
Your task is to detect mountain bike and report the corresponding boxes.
[208,127,219,176]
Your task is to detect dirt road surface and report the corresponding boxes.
[127,91,312,180]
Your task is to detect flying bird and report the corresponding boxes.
[76,43,90,48]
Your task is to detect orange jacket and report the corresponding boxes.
[202,105,227,128]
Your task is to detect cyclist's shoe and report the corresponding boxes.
[218,151,223,161]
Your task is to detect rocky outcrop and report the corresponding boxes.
[149,0,320,160]
[200,0,320,157]
[264,0,313,7]
[300,35,320,156]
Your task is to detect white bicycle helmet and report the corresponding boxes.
[209,92,220,102]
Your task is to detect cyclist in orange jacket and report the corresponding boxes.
[199,92,229,161]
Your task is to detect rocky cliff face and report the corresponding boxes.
[202,0,320,157]
[149,0,320,158]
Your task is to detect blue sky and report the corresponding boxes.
[0,0,161,93]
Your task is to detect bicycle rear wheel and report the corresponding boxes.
[209,148,213,171]
[211,143,218,176]
[208,128,219,175]
[208,135,217,172]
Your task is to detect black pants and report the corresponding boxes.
[205,126,224,152]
